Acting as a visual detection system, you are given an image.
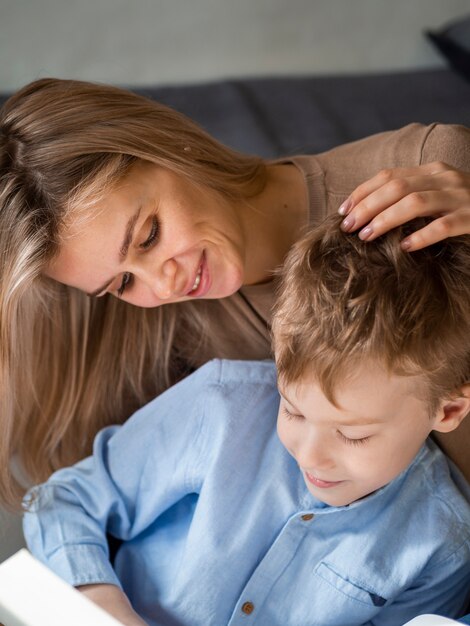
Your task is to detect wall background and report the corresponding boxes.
[2,0,469,92]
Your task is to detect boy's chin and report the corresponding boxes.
[305,480,375,508]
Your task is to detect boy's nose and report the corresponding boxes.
[296,436,334,472]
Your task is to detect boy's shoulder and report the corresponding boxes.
[126,359,279,435]
[387,440,470,569]
[188,359,279,427]
[418,440,470,526]
[101,360,281,483]
[337,441,470,597]
[198,358,277,386]
[166,358,278,402]
[135,359,277,408]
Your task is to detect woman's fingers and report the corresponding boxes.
[338,163,470,249]
[339,162,452,226]
[400,209,470,251]
[340,177,448,233]
[343,189,468,240]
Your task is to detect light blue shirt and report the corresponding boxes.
[23,360,470,626]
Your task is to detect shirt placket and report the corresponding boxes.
[227,511,316,625]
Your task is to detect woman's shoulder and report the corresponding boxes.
[299,123,468,202]
[420,122,470,170]
[316,124,428,170]
[314,123,469,169]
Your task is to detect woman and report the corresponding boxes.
[1,78,469,507]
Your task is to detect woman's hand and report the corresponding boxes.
[338,162,470,251]
[77,583,148,626]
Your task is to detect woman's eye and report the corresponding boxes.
[338,431,370,446]
[117,272,133,297]
[139,215,160,249]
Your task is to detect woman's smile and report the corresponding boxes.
[186,251,211,297]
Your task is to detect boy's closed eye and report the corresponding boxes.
[337,431,371,446]
[280,406,372,445]
[281,406,304,421]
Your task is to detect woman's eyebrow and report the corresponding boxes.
[119,206,141,260]
[86,206,142,297]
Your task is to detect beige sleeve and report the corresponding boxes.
[315,123,469,215]
[420,123,470,171]
[317,123,431,199]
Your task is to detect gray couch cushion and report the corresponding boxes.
[1,69,469,158]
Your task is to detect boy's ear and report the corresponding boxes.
[432,383,470,434]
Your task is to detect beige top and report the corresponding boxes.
[194,122,470,481]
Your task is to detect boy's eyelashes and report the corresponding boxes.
[281,406,304,421]
[337,431,371,446]
[280,407,371,445]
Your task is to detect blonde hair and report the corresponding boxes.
[273,215,470,408]
[0,78,267,507]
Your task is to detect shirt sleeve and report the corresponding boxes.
[22,362,217,588]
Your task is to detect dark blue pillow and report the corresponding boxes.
[427,14,470,82]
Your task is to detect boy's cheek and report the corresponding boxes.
[276,418,294,455]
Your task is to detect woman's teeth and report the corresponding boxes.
[191,266,202,292]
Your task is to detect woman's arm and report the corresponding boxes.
[338,161,470,251]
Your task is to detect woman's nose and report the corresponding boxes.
[152,258,178,300]
[133,255,178,301]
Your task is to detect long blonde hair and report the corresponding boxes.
[0,78,267,507]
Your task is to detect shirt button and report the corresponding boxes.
[301,513,314,521]
[241,601,255,615]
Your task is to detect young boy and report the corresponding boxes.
[23,216,470,626]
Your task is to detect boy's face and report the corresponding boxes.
[277,362,439,507]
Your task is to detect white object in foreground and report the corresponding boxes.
[0,549,463,626]
[0,549,124,626]
[403,615,462,625]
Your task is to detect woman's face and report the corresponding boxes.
[47,161,247,307]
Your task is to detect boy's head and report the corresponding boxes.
[272,215,470,507]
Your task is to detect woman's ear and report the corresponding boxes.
[432,383,470,434]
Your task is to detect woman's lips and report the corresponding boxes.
[187,251,211,297]
[305,472,344,489]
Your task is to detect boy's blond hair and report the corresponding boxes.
[273,215,470,408]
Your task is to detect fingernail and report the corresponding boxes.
[341,215,355,231]
[338,198,352,216]
[401,238,412,251]
[358,226,373,241]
